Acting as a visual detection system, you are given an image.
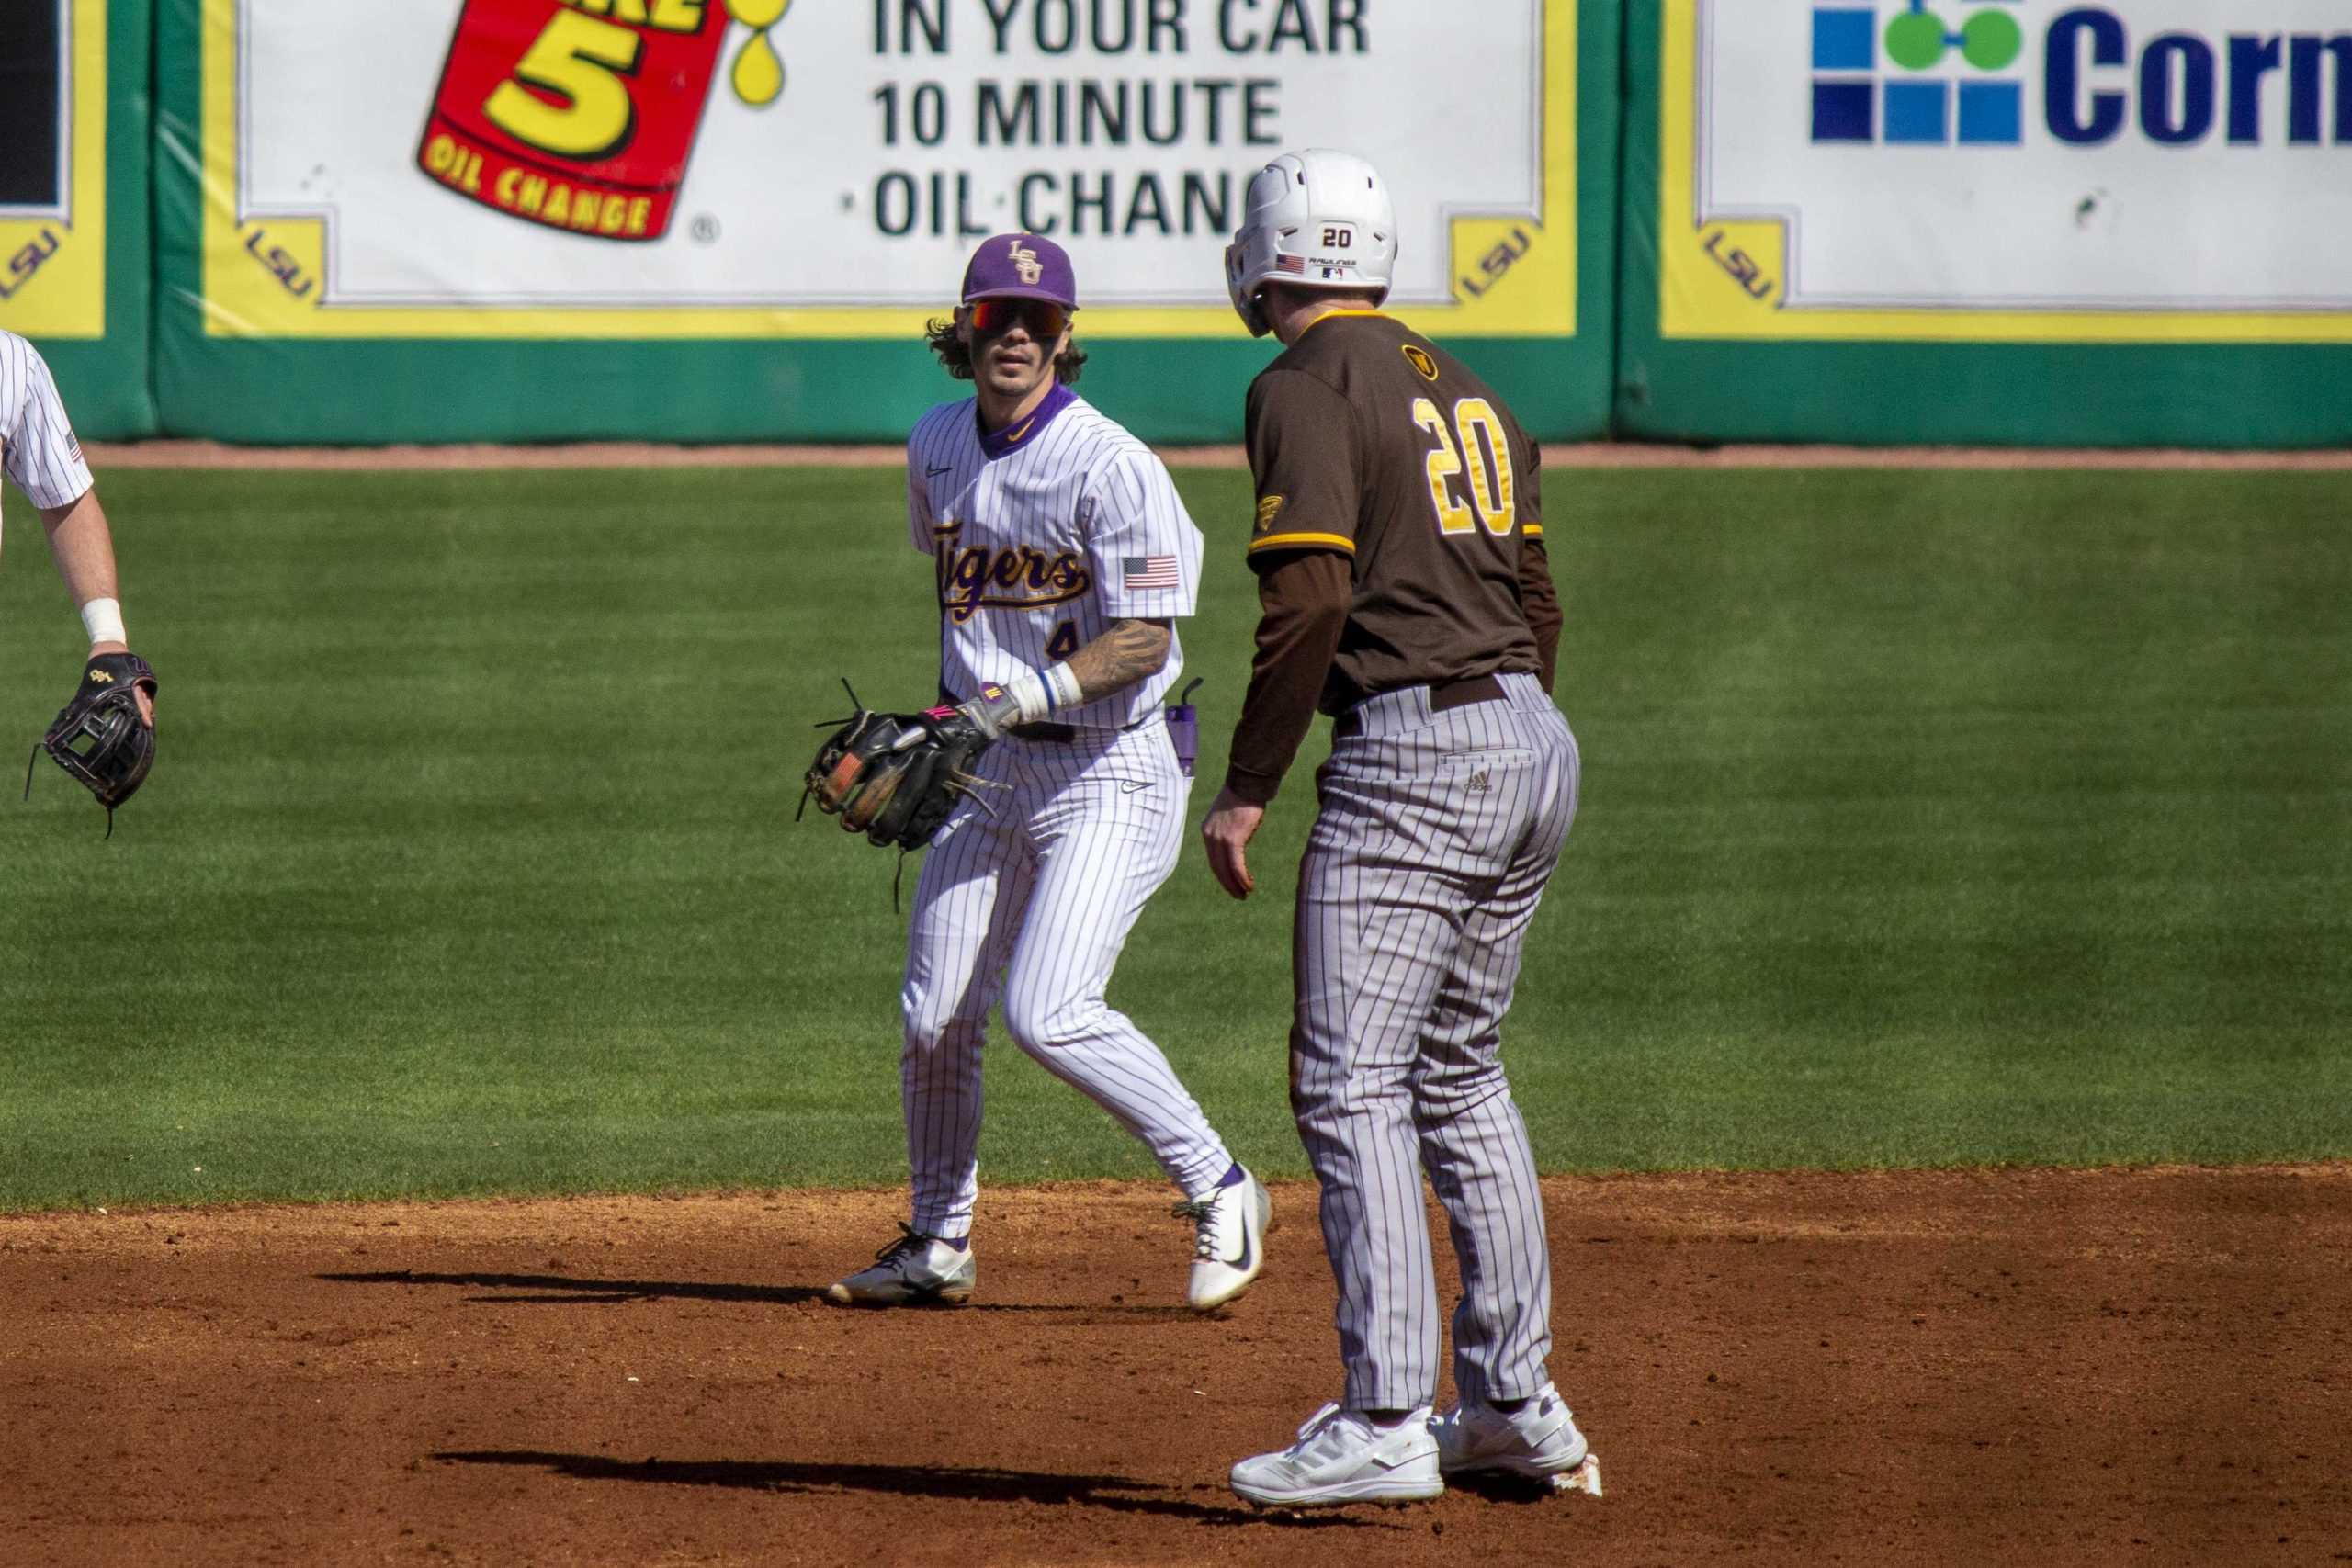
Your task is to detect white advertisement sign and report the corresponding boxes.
[205,0,1577,338]
[1662,0,2352,340]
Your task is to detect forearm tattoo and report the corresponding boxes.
[1065,617,1172,703]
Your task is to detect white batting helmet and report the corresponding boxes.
[1224,149,1398,338]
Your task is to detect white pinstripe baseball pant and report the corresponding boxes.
[899,719,1235,1240]
[1290,672,1579,1411]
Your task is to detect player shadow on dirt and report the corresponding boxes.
[435,1450,1396,1529]
[320,1269,834,1305]
[322,1269,1195,1315]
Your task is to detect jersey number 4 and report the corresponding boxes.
[1411,397,1516,538]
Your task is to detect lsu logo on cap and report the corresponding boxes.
[1010,239,1044,284]
[1255,495,1286,533]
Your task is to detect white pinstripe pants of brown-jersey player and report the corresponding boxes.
[1291,671,1579,1412]
[899,719,1237,1241]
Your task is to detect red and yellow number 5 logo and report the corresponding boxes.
[483,9,646,160]
[416,0,792,243]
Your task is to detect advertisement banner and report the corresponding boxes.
[202,0,1579,340]
[1660,0,2352,341]
[0,0,108,339]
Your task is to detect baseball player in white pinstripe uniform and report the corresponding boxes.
[3,330,154,729]
[825,234,1272,1314]
[1203,154,1600,1506]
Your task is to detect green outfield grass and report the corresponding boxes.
[2,466,2346,1210]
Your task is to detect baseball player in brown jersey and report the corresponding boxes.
[1204,152,1600,1507]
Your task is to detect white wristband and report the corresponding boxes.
[80,597,127,646]
[1001,668,1055,724]
[1000,662,1084,723]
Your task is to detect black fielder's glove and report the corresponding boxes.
[24,651,159,836]
[802,688,995,852]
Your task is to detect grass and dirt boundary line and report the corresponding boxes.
[86,440,2352,471]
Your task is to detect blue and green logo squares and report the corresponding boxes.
[1813,7,1877,70]
[1809,2,2025,146]
[1812,7,1879,141]
[1812,79,1876,141]
[1884,81,1948,141]
[1957,79,2022,141]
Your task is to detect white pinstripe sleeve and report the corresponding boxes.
[905,430,933,554]
[1084,448,1202,620]
[1,333,96,511]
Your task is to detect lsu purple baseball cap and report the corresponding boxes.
[961,233,1080,310]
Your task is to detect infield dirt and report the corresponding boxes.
[4,1168,2346,1567]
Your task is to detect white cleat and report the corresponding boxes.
[822,1224,976,1307]
[1179,1167,1272,1313]
[1230,1403,1444,1507]
[1431,1383,1601,1495]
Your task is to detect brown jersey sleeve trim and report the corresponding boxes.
[1246,367,1363,558]
[1246,530,1357,556]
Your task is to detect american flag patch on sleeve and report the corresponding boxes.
[1123,555,1180,590]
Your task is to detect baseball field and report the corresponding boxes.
[3,458,2348,1565]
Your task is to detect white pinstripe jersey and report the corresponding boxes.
[0,330,95,549]
[908,388,1202,730]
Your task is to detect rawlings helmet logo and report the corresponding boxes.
[1010,240,1044,284]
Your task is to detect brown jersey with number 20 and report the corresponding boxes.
[1243,311,1555,714]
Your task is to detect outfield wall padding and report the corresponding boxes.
[24,1,2352,447]
[150,0,1618,446]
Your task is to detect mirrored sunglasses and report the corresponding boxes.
[967,299,1069,339]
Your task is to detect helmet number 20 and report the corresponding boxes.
[1410,397,1515,538]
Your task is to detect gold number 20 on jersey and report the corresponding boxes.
[1410,397,1517,539]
